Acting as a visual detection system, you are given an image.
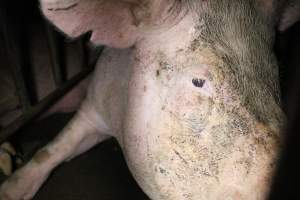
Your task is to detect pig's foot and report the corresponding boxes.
[0,103,110,200]
[0,163,50,200]
[0,143,16,177]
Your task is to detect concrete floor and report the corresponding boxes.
[12,113,150,200]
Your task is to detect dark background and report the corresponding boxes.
[0,0,300,199]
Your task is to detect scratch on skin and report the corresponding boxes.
[48,3,78,11]
[146,135,151,158]
[173,149,188,165]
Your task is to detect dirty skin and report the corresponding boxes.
[33,149,51,164]
[0,0,290,199]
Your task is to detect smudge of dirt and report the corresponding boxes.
[34,149,51,164]
[159,167,167,174]
[156,70,160,77]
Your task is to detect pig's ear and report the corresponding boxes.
[278,0,300,32]
[40,0,140,48]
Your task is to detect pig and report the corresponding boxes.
[0,0,299,199]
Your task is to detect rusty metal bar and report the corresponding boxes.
[0,68,93,144]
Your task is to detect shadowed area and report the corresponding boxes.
[269,21,300,200]
[11,113,149,200]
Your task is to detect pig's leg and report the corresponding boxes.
[0,103,110,200]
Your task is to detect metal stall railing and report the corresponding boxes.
[0,0,102,144]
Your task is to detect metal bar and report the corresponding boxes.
[45,23,64,87]
[78,39,88,69]
[9,60,32,111]
[2,5,32,111]
[0,68,93,144]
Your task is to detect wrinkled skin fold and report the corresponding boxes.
[1,0,298,199]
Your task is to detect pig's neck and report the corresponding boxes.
[134,12,284,130]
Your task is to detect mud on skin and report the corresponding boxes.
[0,0,297,199]
[185,0,284,127]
